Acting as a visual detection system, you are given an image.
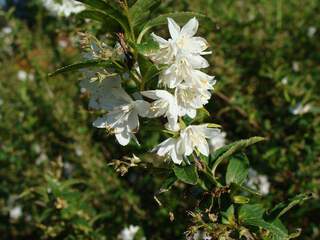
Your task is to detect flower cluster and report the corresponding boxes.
[81,18,220,164]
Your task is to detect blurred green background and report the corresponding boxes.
[0,0,319,239]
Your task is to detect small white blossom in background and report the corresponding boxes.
[42,0,85,17]
[10,206,22,221]
[118,225,144,240]
[2,26,12,34]
[17,70,28,81]
[247,168,270,195]
[292,61,300,72]
[17,70,34,82]
[308,26,317,38]
[36,152,48,165]
[75,146,83,156]
[63,161,74,177]
[58,39,68,48]
[290,102,312,115]
[209,131,227,152]
[281,77,288,85]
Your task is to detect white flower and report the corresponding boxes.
[118,225,140,240]
[42,0,85,17]
[175,84,212,118]
[209,131,226,151]
[80,73,125,110]
[177,124,221,157]
[141,90,179,131]
[151,17,210,64]
[154,137,184,164]
[10,206,22,221]
[158,53,209,88]
[247,168,270,195]
[93,96,150,146]
[290,102,312,115]
[81,73,149,146]
[155,125,221,164]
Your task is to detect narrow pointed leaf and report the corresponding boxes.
[48,59,113,77]
[266,193,313,220]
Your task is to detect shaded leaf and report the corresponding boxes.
[239,204,289,239]
[226,153,249,186]
[136,38,159,55]
[173,164,198,185]
[77,10,121,32]
[76,0,129,34]
[210,136,265,179]
[129,0,161,27]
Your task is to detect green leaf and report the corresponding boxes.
[233,195,250,204]
[77,10,121,32]
[76,0,130,34]
[210,136,265,180]
[239,204,289,239]
[136,38,159,55]
[266,193,313,220]
[138,11,210,42]
[231,183,262,196]
[48,59,114,77]
[129,0,161,27]
[158,174,177,194]
[137,54,161,89]
[221,204,235,225]
[173,164,199,185]
[226,153,249,186]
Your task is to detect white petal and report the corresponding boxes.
[187,37,209,53]
[181,17,198,37]
[134,100,150,117]
[165,116,180,131]
[187,109,197,118]
[92,116,108,128]
[115,129,131,146]
[187,54,209,69]
[204,127,221,139]
[151,32,168,46]
[171,148,183,164]
[127,111,139,131]
[155,138,175,156]
[141,90,159,100]
[167,18,181,40]
[196,137,209,156]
